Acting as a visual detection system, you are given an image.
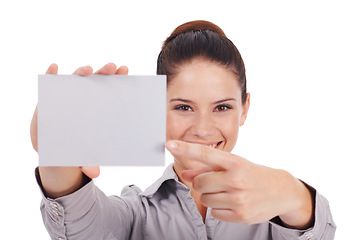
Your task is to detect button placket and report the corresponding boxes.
[48,201,64,225]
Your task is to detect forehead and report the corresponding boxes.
[167,60,241,101]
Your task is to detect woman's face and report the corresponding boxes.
[166,59,250,170]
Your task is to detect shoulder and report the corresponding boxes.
[108,184,144,208]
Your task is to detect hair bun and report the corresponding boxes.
[164,20,226,46]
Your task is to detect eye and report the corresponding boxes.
[214,104,232,112]
[174,104,193,112]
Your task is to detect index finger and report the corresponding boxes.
[46,63,58,74]
[94,62,117,75]
[73,65,93,76]
[166,140,234,170]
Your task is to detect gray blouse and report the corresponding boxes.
[36,164,336,240]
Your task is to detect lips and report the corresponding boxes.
[187,141,223,149]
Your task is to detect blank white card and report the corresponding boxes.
[38,74,166,166]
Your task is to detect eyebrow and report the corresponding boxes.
[212,98,237,104]
[170,98,194,104]
[170,98,237,104]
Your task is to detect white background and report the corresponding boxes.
[0,0,358,239]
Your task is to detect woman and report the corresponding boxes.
[31,20,335,239]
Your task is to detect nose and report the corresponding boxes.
[190,112,215,138]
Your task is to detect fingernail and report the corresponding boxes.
[167,141,178,150]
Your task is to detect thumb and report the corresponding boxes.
[81,166,100,179]
[31,63,59,152]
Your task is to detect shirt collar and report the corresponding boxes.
[139,163,187,198]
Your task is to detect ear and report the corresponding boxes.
[240,93,250,126]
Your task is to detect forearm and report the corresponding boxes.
[36,168,138,240]
[39,166,87,199]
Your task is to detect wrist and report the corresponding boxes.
[39,166,86,199]
[279,178,315,229]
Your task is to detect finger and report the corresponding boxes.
[46,63,58,74]
[189,171,228,193]
[201,192,231,209]
[210,209,239,223]
[166,140,234,170]
[73,65,93,76]
[94,62,117,75]
[210,208,260,224]
[81,166,100,179]
[115,65,129,75]
[181,167,212,182]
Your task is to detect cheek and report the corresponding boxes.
[216,114,240,150]
[166,113,190,141]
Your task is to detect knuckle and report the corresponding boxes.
[227,153,237,163]
[200,193,210,206]
[233,205,252,224]
[229,154,245,168]
[232,190,251,210]
[199,145,209,161]
[192,177,204,192]
[226,174,245,189]
[231,192,246,205]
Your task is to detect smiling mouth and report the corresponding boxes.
[208,141,223,149]
[185,140,224,149]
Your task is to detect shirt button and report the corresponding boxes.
[304,232,314,239]
[50,208,62,217]
[50,213,59,222]
[50,202,59,209]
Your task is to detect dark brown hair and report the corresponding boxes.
[157,20,247,103]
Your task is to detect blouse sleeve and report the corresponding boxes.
[270,182,336,240]
[35,167,143,240]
